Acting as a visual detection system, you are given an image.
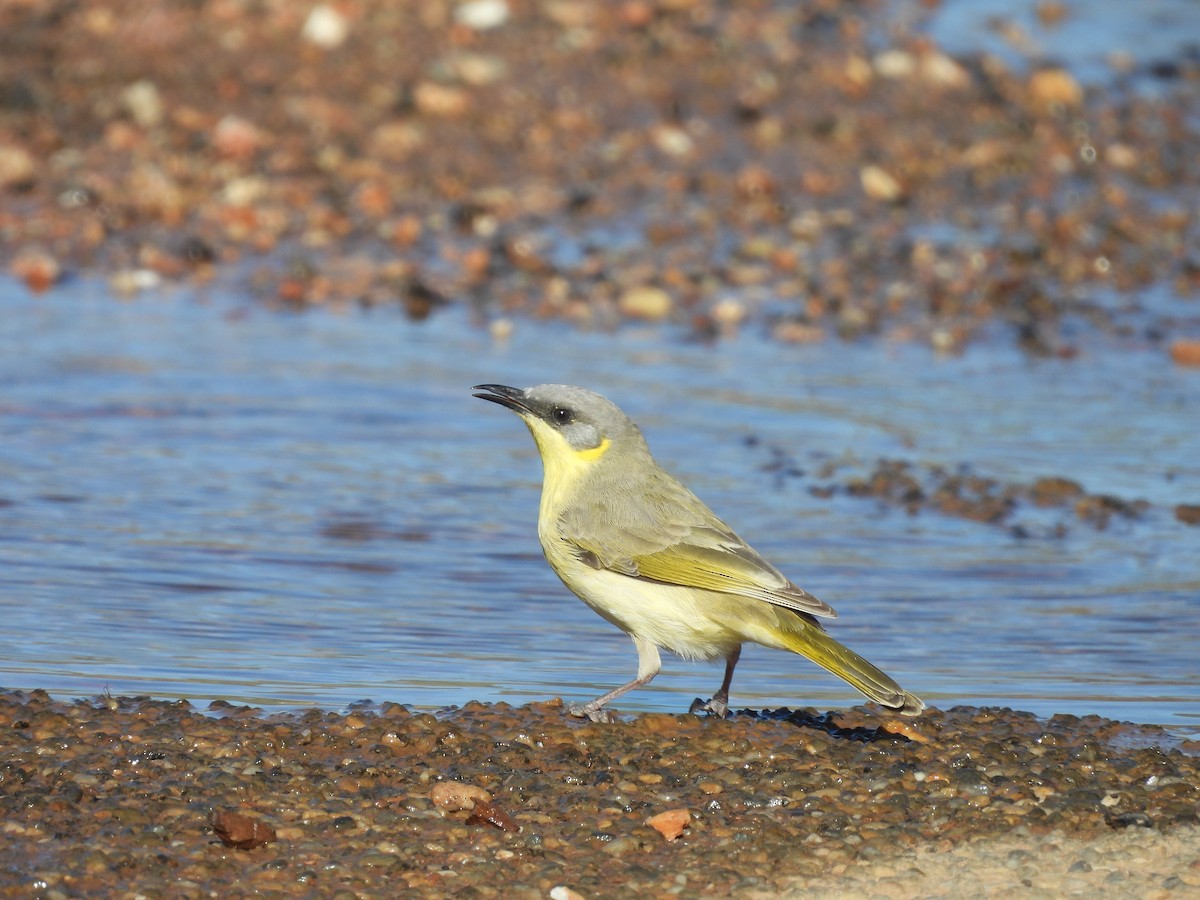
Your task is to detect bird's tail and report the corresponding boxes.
[779,622,924,716]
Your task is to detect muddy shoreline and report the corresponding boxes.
[2,689,1197,896]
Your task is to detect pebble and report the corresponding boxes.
[1028,68,1084,109]
[120,80,164,128]
[1175,505,1200,526]
[646,809,691,842]
[874,49,916,79]
[431,781,491,811]
[212,115,263,161]
[919,51,970,90]
[1169,339,1200,368]
[860,165,905,202]
[618,285,673,321]
[301,4,350,49]
[413,82,472,118]
[0,144,36,188]
[10,248,61,293]
[455,0,510,31]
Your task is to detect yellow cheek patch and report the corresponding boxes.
[575,437,611,462]
[522,418,609,519]
[522,414,610,499]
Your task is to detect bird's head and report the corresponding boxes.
[473,383,642,472]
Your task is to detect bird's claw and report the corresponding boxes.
[689,696,730,718]
[568,703,618,723]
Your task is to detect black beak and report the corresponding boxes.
[472,384,531,414]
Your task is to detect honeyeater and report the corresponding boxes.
[473,383,923,722]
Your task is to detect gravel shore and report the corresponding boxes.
[2,689,1196,897]
[773,825,1200,899]
[2,0,1199,356]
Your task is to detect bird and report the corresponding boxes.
[473,383,924,722]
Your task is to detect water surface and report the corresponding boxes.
[901,0,1200,86]
[0,278,1196,729]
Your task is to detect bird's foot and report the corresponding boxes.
[689,696,729,718]
[568,703,618,723]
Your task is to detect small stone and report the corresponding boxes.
[111,807,150,827]
[431,781,491,811]
[844,55,873,89]
[212,116,263,161]
[874,49,916,79]
[448,53,508,87]
[0,144,35,189]
[1036,1,1069,26]
[736,165,776,200]
[358,850,395,868]
[773,321,825,344]
[1030,477,1085,506]
[1028,68,1083,108]
[413,82,471,118]
[455,0,510,31]
[109,269,162,296]
[302,4,350,49]
[880,719,931,743]
[1169,339,1200,368]
[920,51,970,89]
[1107,811,1153,829]
[370,122,426,162]
[11,248,61,293]
[711,298,746,329]
[222,175,269,207]
[210,810,276,849]
[602,836,639,856]
[1174,505,1200,526]
[466,797,520,832]
[652,125,694,158]
[1105,143,1138,169]
[618,2,655,28]
[543,2,596,28]
[861,165,904,202]
[121,80,164,128]
[646,809,691,842]
[618,285,673,321]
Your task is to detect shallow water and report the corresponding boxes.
[1,277,1196,728]
[898,0,1200,87]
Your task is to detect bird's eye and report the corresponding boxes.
[552,407,573,426]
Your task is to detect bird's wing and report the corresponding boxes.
[557,476,837,619]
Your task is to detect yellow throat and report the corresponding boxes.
[521,415,611,521]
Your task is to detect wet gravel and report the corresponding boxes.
[1,0,1199,354]
[739,435,1200,541]
[2,689,1197,897]
[809,457,1162,534]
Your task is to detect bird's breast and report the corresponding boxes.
[537,545,746,662]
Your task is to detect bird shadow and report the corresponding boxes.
[728,706,908,743]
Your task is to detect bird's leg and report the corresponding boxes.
[689,645,741,718]
[569,637,661,724]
